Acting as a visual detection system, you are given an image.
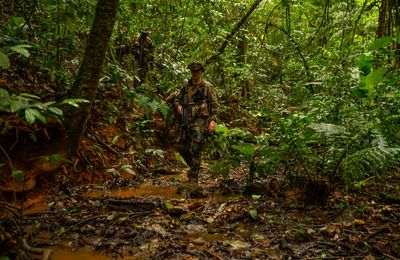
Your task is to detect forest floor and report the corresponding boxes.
[2,152,400,260]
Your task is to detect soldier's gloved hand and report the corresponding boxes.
[208,120,216,133]
[177,105,183,115]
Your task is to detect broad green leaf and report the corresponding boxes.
[48,107,63,116]
[120,164,133,171]
[365,67,386,93]
[48,154,63,163]
[10,99,26,112]
[175,152,188,166]
[59,227,65,234]
[0,163,6,168]
[0,51,10,69]
[368,37,393,50]
[0,88,11,111]
[19,92,40,100]
[11,16,25,26]
[8,45,31,58]
[106,168,117,173]
[12,167,24,184]
[112,135,120,144]
[25,108,36,124]
[232,143,256,157]
[251,194,261,200]
[165,201,174,210]
[249,209,257,220]
[61,98,90,107]
[31,109,47,124]
[215,124,229,136]
[120,165,136,175]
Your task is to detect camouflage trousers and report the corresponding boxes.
[177,118,208,179]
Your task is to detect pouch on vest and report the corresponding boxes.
[199,101,209,118]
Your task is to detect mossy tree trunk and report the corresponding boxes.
[65,0,119,156]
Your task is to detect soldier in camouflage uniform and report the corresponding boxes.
[174,62,219,183]
[132,29,154,83]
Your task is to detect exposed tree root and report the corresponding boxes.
[21,237,52,260]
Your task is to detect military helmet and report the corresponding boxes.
[188,62,205,72]
[140,29,150,35]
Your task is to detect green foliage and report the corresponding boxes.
[11,167,24,184]
[0,44,31,69]
[0,88,89,124]
[134,94,172,120]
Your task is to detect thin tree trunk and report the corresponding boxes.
[65,0,119,156]
[206,0,263,64]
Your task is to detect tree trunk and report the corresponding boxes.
[65,0,120,156]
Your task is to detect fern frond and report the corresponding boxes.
[343,145,400,185]
[157,101,172,120]
[134,95,171,120]
[308,123,350,144]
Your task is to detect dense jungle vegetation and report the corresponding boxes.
[0,0,399,259]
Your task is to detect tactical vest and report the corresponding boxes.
[183,80,210,119]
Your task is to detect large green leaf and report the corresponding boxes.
[48,106,63,116]
[365,67,386,94]
[8,45,31,58]
[12,167,24,184]
[31,109,47,124]
[10,98,27,112]
[119,164,136,175]
[0,88,11,111]
[20,92,40,100]
[61,98,90,107]
[0,51,10,69]
[25,108,36,124]
[215,124,229,136]
[368,37,393,50]
[232,143,256,157]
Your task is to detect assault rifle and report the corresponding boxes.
[181,83,190,145]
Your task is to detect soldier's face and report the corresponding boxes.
[191,69,202,81]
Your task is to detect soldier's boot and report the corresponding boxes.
[187,154,201,184]
[187,167,199,184]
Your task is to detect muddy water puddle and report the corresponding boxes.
[82,185,180,199]
[50,247,112,260]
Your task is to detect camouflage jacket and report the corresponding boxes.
[174,79,219,122]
